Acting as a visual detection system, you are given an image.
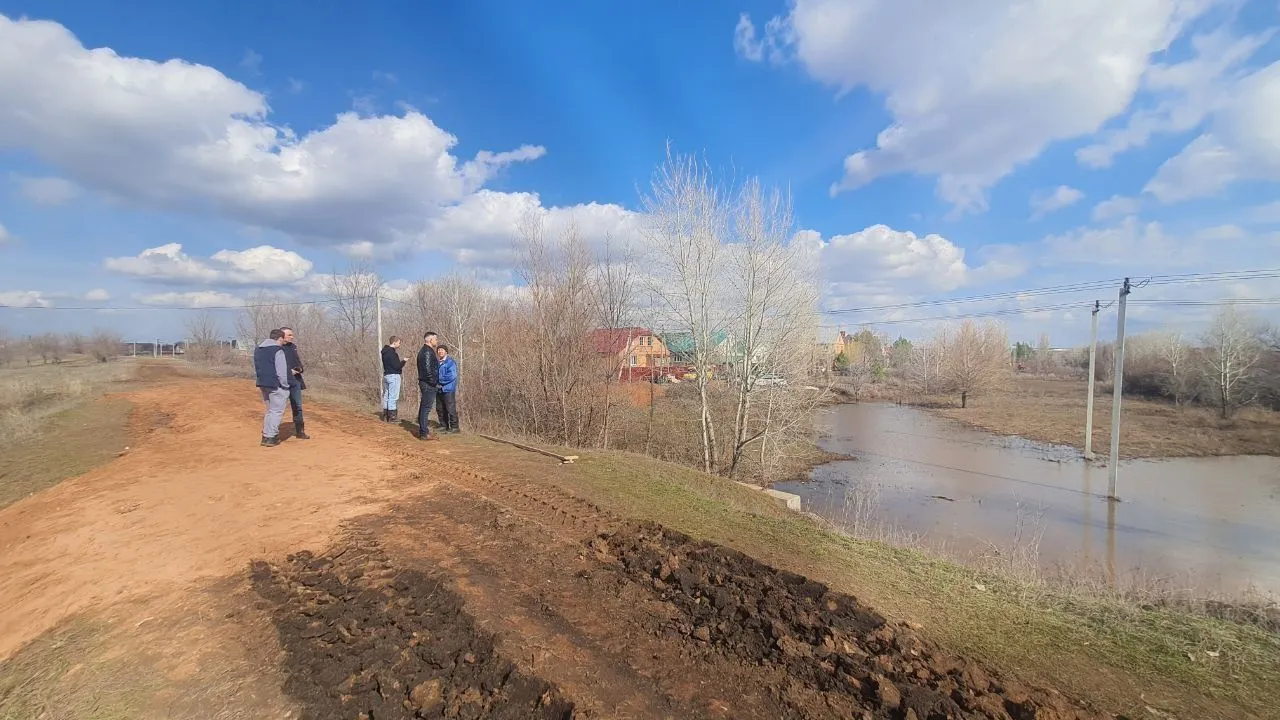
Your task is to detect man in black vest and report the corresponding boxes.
[279,327,310,439]
[254,329,290,447]
[416,331,440,440]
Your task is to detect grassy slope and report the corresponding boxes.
[0,398,133,510]
[448,435,1280,720]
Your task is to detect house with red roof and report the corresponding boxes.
[587,327,672,372]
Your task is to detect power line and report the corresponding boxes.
[820,300,1093,328]
[821,279,1120,315]
[821,267,1280,317]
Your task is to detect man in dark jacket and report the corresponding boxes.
[416,331,440,440]
[254,329,290,447]
[381,335,406,422]
[280,327,310,439]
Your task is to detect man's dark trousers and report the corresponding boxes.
[436,391,458,431]
[288,382,304,430]
[417,381,437,437]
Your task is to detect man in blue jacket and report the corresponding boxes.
[253,329,290,447]
[415,331,440,440]
[436,344,459,433]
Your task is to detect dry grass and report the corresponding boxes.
[925,374,1280,458]
[0,357,137,444]
[0,618,157,720]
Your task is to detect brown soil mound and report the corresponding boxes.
[594,523,1109,720]
[251,532,574,720]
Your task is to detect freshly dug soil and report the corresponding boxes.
[593,523,1110,720]
[251,534,574,720]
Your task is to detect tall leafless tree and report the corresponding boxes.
[724,177,823,479]
[592,234,637,449]
[942,320,1008,408]
[1201,305,1264,419]
[642,149,728,473]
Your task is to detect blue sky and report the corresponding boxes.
[1,0,1278,343]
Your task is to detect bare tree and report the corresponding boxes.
[906,330,947,398]
[592,235,637,449]
[328,262,382,395]
[724,178,823,478]
[1035,333,1053,375]
[1156,330,1191,406]
[88,329,123,362]
[519,214,598,445]
[1200,305,1264,419]
[185,312,225,364]
[642,149,728,473]
[941,320,1008,408]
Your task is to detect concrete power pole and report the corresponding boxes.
[1106,278,1132,501]
[1084,300,1100,460]
[375,291,383,393]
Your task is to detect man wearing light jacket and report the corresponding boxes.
[254,329,290,447]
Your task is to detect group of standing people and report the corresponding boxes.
[381,331,459,440]
[252,327,458,447]
[252,327,309,447]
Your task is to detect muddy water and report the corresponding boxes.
[776,403,1280,596]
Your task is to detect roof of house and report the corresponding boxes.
[662,330,729,354]
[587,327,653,355]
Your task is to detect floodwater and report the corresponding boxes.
[776,403,1280,597]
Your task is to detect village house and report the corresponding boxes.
[587,327,671,369]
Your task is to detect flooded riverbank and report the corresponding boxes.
[776,403,1280,597]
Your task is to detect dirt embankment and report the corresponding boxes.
[594,524,1107,720]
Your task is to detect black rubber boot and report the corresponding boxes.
[381,409,389,422]
[294,420,311,440]
[390,409,398,423]
[261,435,279,447]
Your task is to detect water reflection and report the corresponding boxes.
[777,403,1280,596]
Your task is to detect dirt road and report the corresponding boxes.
[0,371,1112,719]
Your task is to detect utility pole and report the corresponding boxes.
[375,291,383,392]
[1084,300,1100,459]
[1107,278,1131,501]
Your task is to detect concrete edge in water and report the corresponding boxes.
[734,482,803,512]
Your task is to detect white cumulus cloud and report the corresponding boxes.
[83,288,111,302]
[1091,195,1142,221]
[137,291,244,308]
[0,13,546,254]
[800,224,1026,315]
[738,0,1220,213]
[105,243,314,286]
[1030,186,1084,220]
[0,290,50,307]
[1146,59,1280,202]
